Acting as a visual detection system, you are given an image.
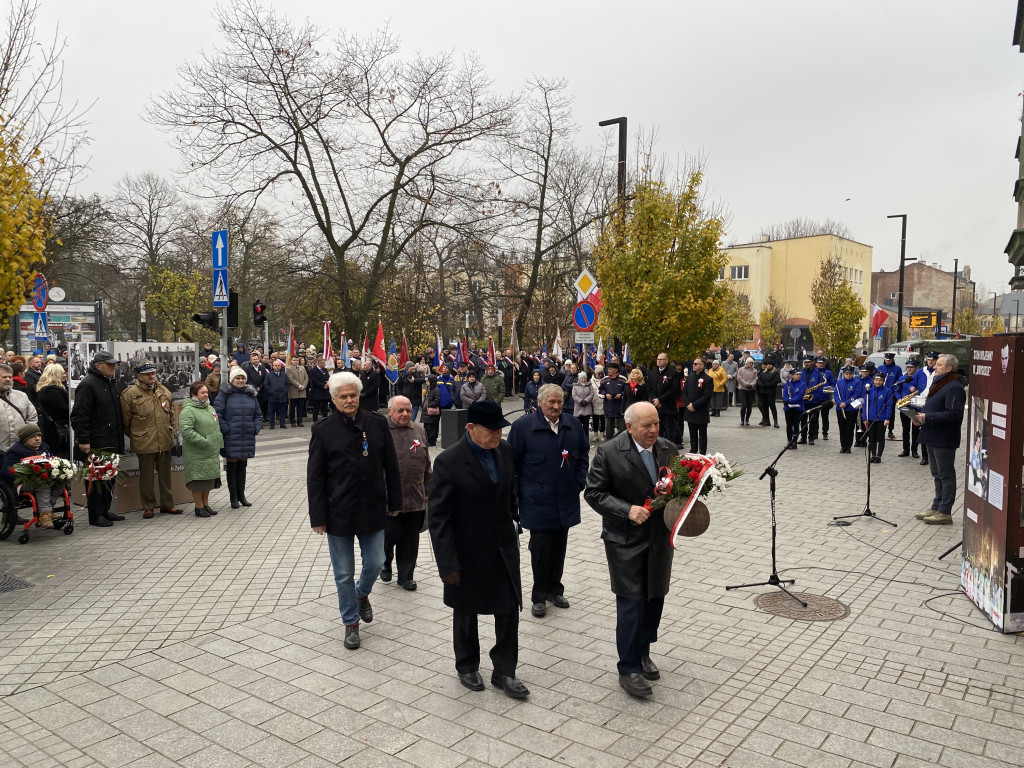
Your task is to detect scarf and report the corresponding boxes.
[927,371,957,398]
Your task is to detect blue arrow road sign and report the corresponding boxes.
[211,229,228,270]
[213,269,229,308]
[33,312,48,340]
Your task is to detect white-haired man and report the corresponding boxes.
[307,371,403,650]
[584,401,675,699]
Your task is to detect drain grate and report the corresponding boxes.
[754,592,850,622]
[0,574,34,593]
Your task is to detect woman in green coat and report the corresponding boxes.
[179,381,225,517]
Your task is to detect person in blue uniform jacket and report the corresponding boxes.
[782,367,806,449]
[807,356,836,443]
[862,371,894,463]
[875,352,902,440]
[896,357,927,459]
[832,365,864,454]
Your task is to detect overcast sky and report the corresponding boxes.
[35,0,1023,297]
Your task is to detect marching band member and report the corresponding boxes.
[896,358,927,459]
[797,355,815,444]
[876,352,902,441]
[919,350,940,466]
[806,356,836,443]
[782,366,806,450]
[832,365,864,454]
[862,371,894,463]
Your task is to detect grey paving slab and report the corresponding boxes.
[2,403,1024,767]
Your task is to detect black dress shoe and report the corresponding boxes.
[103,511,126,521]
[491,674,530,698]
[358,597,373,623]
[90,516,112,527]
[459,671,484,691]
[531,602,547,617]
[204,506,218,516]
[379,566,392,582]
[551,595,570,609]
[619,673,653,698]
[798,438,807,444]
[400,581,417,591]
[641,655,660,681]
[344,623,360,650]
[822,435,829,440]
[920,458,928,465]
[897,451,910,457]
[195,507,210,518]
[911,451,920,458]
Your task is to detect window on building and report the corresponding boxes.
[730,265,749,280]
[717,267,725,281]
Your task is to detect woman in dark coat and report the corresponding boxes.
[622,367,649,409]
[213,368,261,509]
[35,364,70,457]
[523,370,542,414]
[420,375,441,446]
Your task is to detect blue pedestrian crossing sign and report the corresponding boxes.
[213,269,229,308]
[33,312,48,340]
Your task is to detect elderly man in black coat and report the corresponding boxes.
[914,354,966,525]
[428,400,529,699]
[307,371,402,651]
[650,352,681,444]
[584,401,676,699]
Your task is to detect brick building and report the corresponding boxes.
[871,262,975,326]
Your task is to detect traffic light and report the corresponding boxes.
[227,290,239,328]
[253,300,267,325]
[193,311,221,333]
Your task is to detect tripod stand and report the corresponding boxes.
[833,391,897,527]
[727,432,807,607]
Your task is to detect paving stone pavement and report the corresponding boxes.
[1,400,1023,767]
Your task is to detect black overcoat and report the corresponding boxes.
[306,409,402,536]
[650,366,679,415]
[584,430,676,599]
[681,371,714,425]
[428,435,522,615]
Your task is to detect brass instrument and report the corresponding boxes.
[896,394,913,408]
[802,381,835,400]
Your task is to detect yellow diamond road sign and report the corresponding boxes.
[574,269,597,299]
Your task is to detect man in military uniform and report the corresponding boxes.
[875,352,902,441]
[121,360,179,519]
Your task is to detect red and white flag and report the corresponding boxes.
[287,324,297,358]
[361,330,369,361]
[322,321,334,367]
[372,320,387,368]
[399,334,409,371]
[487,336,496,366]
[870,304,889,338]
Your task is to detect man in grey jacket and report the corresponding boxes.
[382,396,431,589]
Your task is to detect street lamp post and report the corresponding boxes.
[600,116,627,357]
[951,258,958,337]
[886,214,913,343]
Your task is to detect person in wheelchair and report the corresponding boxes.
[2,423,61,528]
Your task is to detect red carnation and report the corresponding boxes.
[32,465,41,473]
[8,467,14,475]
[40,472,48,479]
[688,470,700,482]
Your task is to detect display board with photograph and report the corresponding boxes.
[961,335,1024,632]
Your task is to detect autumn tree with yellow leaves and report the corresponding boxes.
[594,169,729,364]
[0,124,49,319]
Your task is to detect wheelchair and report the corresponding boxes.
[0,480,75,544]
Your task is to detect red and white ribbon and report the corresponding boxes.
[560,449,569,468]
[411,439,421,453]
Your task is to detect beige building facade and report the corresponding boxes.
[720,234,873,347]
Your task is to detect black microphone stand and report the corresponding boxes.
[833,388,897,527]
[726,406,825,607]
[938,541,962,560]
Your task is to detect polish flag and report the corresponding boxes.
[870,304,889,338]
[372,320,387,368]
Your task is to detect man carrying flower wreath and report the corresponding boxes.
[71,351,125,527]
[584,401,676,699]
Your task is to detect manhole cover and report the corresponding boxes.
[754,592,850,622]
[0,574,33,594]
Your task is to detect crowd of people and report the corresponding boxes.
[0,334,966,701]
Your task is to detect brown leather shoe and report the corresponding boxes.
[160,507,183,515]
[142,509,155,519]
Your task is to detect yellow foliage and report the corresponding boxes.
[0,126,49,319]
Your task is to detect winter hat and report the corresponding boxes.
[229,367,248,384]
[18,423,42,443]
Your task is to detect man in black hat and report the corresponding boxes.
[428,400,529,699]
[806,356,835,443]
[876,352,902,441]
[833,365,864,453]
[70,351,125,526]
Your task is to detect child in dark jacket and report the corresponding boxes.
[2,423,57,528]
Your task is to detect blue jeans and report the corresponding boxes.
[411,404,420,422]
[327,529,385,626]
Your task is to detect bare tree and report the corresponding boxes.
[148,0,515,331]
[109,171,185,273]
[0,0,90,196]
[757,217,852,242]
[489,78,607,326]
